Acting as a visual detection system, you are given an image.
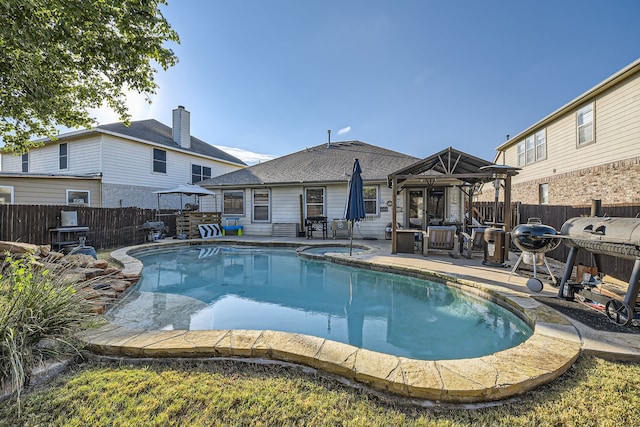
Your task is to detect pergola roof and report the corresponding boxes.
[387,146,519,189]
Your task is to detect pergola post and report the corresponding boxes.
[391,177,398,254]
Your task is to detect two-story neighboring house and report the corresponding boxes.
[0,106,246,208]
[491,58,640,205]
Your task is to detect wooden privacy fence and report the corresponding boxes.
[0,205,178,250]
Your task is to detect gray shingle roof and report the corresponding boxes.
[201,141,420,186]
[97,119,246,165]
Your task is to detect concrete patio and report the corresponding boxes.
[77,236,640,403]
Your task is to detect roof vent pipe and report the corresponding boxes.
[327,129,331,148]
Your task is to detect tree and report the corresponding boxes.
[0,0,179,153]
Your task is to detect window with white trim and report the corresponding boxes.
[539,183,549,205]
[59,143,68,170]
[223,190,244,215]
[153,148,167,173]
[363,185,378,215]
[516,129,546,166]
[191,164,211,183]
[0,186,14,204]
[252,189,270,222]
[305,187,324,217]
[67,190,90,207]
[577,103,594,146]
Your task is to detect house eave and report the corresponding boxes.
[496,57,640,152]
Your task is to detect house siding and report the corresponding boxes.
[489,63,640,206]
[0,177,102,206]
[204,182,398,239]
[99,135,241,190]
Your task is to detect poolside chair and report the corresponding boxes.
[422,225,459,258]
[460,227,487,259]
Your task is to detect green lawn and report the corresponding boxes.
[1,355,639,426]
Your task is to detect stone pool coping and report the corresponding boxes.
[77,239,582,403]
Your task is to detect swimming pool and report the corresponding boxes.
[106,245,532,360]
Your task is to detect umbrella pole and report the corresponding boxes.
[349,220,354,255]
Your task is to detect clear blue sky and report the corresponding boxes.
[95,0,640,164]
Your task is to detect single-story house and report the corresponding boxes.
[199,140,421,240]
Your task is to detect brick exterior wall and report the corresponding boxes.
[476,156,640,205]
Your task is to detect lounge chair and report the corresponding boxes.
[422,225,459,258]
[460,227,487,259]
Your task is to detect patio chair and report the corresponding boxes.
[422,225,459,258]
[460,227,487,259]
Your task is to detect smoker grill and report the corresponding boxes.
[556,217,640,326]
[509,219,561,291]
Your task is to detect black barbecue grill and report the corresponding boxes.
[509,219,561,292]
[555,217,640,326]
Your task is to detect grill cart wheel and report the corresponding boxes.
[605,299,633,326]
[526,277,544,293]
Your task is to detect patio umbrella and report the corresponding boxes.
[153,184,218,237]
[345,159,366,255]
[153,183,217,211]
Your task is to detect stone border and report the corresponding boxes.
[79,239,582,403]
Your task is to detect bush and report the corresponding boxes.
[0,254,91,401]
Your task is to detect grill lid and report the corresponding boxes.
[560,217,640,244]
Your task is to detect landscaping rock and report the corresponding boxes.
[0,240,41,256]
[1,239,139,316]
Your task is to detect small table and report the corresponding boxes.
[49,226,89,251]
[396,229,421,253]
[305,216,328,239]
[222,218,243,236]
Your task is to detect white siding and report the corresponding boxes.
[99,135,241,188]
[206,182,395,239]
[1,138,103,174]
[507,71,640,187]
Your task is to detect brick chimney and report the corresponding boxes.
[172,105,191,149]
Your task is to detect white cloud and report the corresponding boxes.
[214,145,276,166]
[337,126,351,135]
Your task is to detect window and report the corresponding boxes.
[363,185,378,215]
[539,183,549,205]
[153,148,166,173]
[67,190,90,207]
[252,189,270,222]
[525,135,535,164]
[516,129,546,166]
[21,153,28,173]
[223,190,244,215]
[0,186,13,204]
[305,187,324,217]
[535,130,546,161]
[59,143,68,170]
[191,164,212,183]
[517,141,525,166]
[577,103,594,145]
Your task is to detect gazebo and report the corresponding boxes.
[387,147,519,254]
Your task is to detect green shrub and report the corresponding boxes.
[0,254,91,402]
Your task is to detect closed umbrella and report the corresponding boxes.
[345,159,366,255]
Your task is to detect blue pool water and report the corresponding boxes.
[106,245,532,360]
